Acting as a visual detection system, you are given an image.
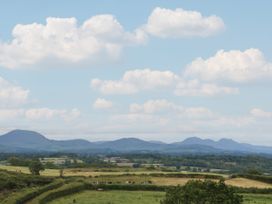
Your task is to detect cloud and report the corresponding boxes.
[130,99,179,114]
[91,68,237,96]
[250,108,272,118]
[144,7,225,38]
[0,107,80,121]
[0,76,29,107]
[129,99,214,119]
[0,109,24,120]
[0,16,146,69]
[93,98,113,109]
[0,8,225,69]
[185,49,272,82]
[174,79,239,96]
[25,108,80,121]
[91,69,179,94]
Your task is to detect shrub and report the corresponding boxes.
[161,180,243,204]
[0,170,52,191]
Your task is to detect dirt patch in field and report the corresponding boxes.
[225,178,272,188]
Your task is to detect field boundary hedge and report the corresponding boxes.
[39,182,88,204]
[147,173,223,179]
[95,173,223,179]
[14,180,64,204]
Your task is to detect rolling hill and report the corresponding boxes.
[0,130,271,154]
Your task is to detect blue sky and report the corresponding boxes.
[0,1,272,145]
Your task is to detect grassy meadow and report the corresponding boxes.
[49,190,165,204]
[1,164,272,204]
[242,194,272,204]
[48,191,272,204]
[1,165,272,189]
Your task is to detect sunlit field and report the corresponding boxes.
[48,191,272,204]
[49,190,165,204]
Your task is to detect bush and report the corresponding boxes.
[29,160,44,176]
[161,180,243,204]
[0,170,53,191]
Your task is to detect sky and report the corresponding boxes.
[0,0,272,145]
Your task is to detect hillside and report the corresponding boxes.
[0,130,271,154]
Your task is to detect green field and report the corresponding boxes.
[243,194,272,204]
[48,191,272,204]
[1,165,272,189]
[49,190,165,204]
[1,165,272,204]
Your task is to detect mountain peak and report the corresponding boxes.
[0,129,51,150]
[218,138,236,143]
[2,129,48,140]
[183,137,203,142]
[181,137,214,145]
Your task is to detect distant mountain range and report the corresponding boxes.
[0,130,271,154]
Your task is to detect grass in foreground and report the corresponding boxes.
[49,190,165,204]
[242,193,272,204]
[48,191,272,204]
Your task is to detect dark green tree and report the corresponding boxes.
[29,160,44,175]
[161,180,243,204]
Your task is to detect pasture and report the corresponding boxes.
[1,165,272,189]
[49,190,165,204]
[1,166,272,204]
[243,194,272,204]
[47,191,272,204]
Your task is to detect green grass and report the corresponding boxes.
[47,191,272,204]
[49,190,165,204]
[0,165,226,177]
[242,193,272,204]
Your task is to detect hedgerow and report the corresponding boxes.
[14,179,64,204]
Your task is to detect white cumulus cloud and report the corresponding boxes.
[0,8,225,69]
[0,16,146,69]
[93,98,113,109]
[91,68,237,96]
[91,69,179,94]
[174,79,239,96]
[250,108,272,118]
[129,99,214,119]
[130,99,179,114]
[185,48,272,82]
[25,108,80,121]
[144,7,225,38]
[0,76,29,107]
[0,107,80,121]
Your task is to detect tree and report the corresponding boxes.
[8,157,30,166]
[246,168,262,175]
[59,168,64,178]
[161,180,243,204]
[29,160,44,175]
